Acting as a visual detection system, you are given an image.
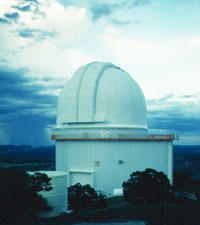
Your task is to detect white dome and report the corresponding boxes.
[57,62,147,129]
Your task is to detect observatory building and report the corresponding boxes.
[52,61,176,196]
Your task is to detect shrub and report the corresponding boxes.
[68,183,107,212]
[95,193,107,209]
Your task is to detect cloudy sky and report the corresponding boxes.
[0,0,200,146]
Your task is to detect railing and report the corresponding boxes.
[51,133,175,141]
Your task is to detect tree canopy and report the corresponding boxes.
[68,183,107,212]
[173,170,194,190]
[122,168,173,205]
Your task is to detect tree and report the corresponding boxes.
[122,168,173,205]
[24,172,52,216]
[0,168,52,221]
[68,183,107,212]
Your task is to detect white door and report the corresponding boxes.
[69,172,93,186]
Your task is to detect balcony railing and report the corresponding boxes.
[51,133,176,141]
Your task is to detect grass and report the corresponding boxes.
[3,197,144,225]
[2,196,200,225]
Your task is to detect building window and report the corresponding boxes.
[118,160,124,164]
[94,161,100,167]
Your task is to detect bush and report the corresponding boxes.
[122,168,173,205]
[95,193,108,209]
[68,183,107,212]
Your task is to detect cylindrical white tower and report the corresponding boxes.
[30,171,68,217]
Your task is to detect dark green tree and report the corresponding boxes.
[173,171,192,189]
[0,168,52,221]
[122,168,173,205]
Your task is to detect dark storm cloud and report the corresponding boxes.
[4,12,20,21]
[2,1,55,40]
[0,67,59,145]
[182,95,193,99]
[0,67,57,119]
[61,0,151,22]
[12,5,31,12]
[24,0,38,2]
[1,0,47,38]
[147,93,200,133]
[147,94,174,104]
[12,0,40,14]
[91,3,113,21]
[0,69,41,99]
[19,28,56,40]
[0,18,9,24]
[90,0,151,21]
[1,68,29,83]
[0,13,16,24]
[158,94,174,102]
[110,19,137,26]
[8,114,55,146]
[19,29,35,38]
[181,94,200,99]
[148,117,200,133]
[130,0,151,7]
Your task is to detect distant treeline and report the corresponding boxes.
[0,145,55,163]
[0,145,55,171]
[174,145,200,179]
[174,145,200,154]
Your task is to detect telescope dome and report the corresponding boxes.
[57,61,147,130]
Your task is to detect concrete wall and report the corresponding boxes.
[56,140,173,196]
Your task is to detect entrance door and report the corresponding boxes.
[69,171,93,186]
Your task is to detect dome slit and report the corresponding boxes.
[76,62,97,122]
